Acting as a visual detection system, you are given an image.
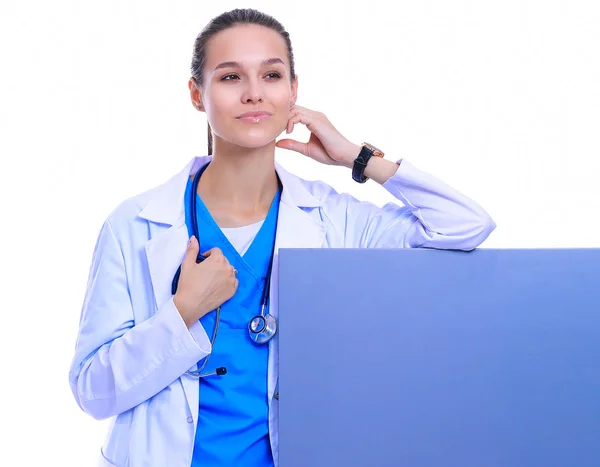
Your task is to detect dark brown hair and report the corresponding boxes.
[190,9,296,154]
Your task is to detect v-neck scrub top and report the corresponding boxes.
[184,174,280,467]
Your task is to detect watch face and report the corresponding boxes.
[362,142,384,157]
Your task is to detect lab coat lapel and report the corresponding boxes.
[138,156,210,422]
[266,163,327,401]
[268,199,327,319]
[273,160,327,264]
[269,163,328,321]
[139,156,209,315]
[145,224,189,316]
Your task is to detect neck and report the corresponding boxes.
[198,138,279,210]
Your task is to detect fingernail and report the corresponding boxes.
[189,236,195,243]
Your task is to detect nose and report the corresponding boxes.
[241,78,264,104]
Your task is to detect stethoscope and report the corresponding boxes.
[171,163,280,378]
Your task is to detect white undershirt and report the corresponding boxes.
[220,220,265,256]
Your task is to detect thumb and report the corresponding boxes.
[184,235,200,264]
[276,138,308,156]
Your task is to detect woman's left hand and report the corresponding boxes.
[275,105,361,167]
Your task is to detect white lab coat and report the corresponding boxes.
[69,155,495,466]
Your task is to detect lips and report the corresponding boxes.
[236,111,272,123]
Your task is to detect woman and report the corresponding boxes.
[69,8,496,467]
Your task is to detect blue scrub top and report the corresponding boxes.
[184,174,279,466]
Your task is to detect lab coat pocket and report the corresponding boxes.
[99,409,134,467]
[98,449,121,466]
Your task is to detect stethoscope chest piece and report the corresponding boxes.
[249,312,277,344]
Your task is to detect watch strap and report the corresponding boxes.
[352,145,374,183]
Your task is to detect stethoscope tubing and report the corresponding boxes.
[176,163,280,377]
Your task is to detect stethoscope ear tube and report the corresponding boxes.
[171,265,182,295]
[174,161,279,363]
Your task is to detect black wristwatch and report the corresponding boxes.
[352,143,385,183]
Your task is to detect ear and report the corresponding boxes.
[188,77,205,112]
[290,75,299,107]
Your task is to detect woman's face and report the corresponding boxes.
[192,24,298,149]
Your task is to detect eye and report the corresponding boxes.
[221,74,240,81]
[265,72,282,80]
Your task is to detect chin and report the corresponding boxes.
[227,128,282,149]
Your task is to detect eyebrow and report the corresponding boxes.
[214,57,285,71]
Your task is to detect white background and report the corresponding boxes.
[1,0,598,465]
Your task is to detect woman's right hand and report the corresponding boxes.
[173,236,239,328]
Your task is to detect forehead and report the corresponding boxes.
[205,24,289,69]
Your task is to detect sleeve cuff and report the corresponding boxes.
[163,297,212,355]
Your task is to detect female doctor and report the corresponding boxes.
[69,8,496,467]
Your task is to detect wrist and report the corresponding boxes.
[173,295,195,328]
[350,142,398,184]
[343,143,362,168]
[364,157,400,185]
